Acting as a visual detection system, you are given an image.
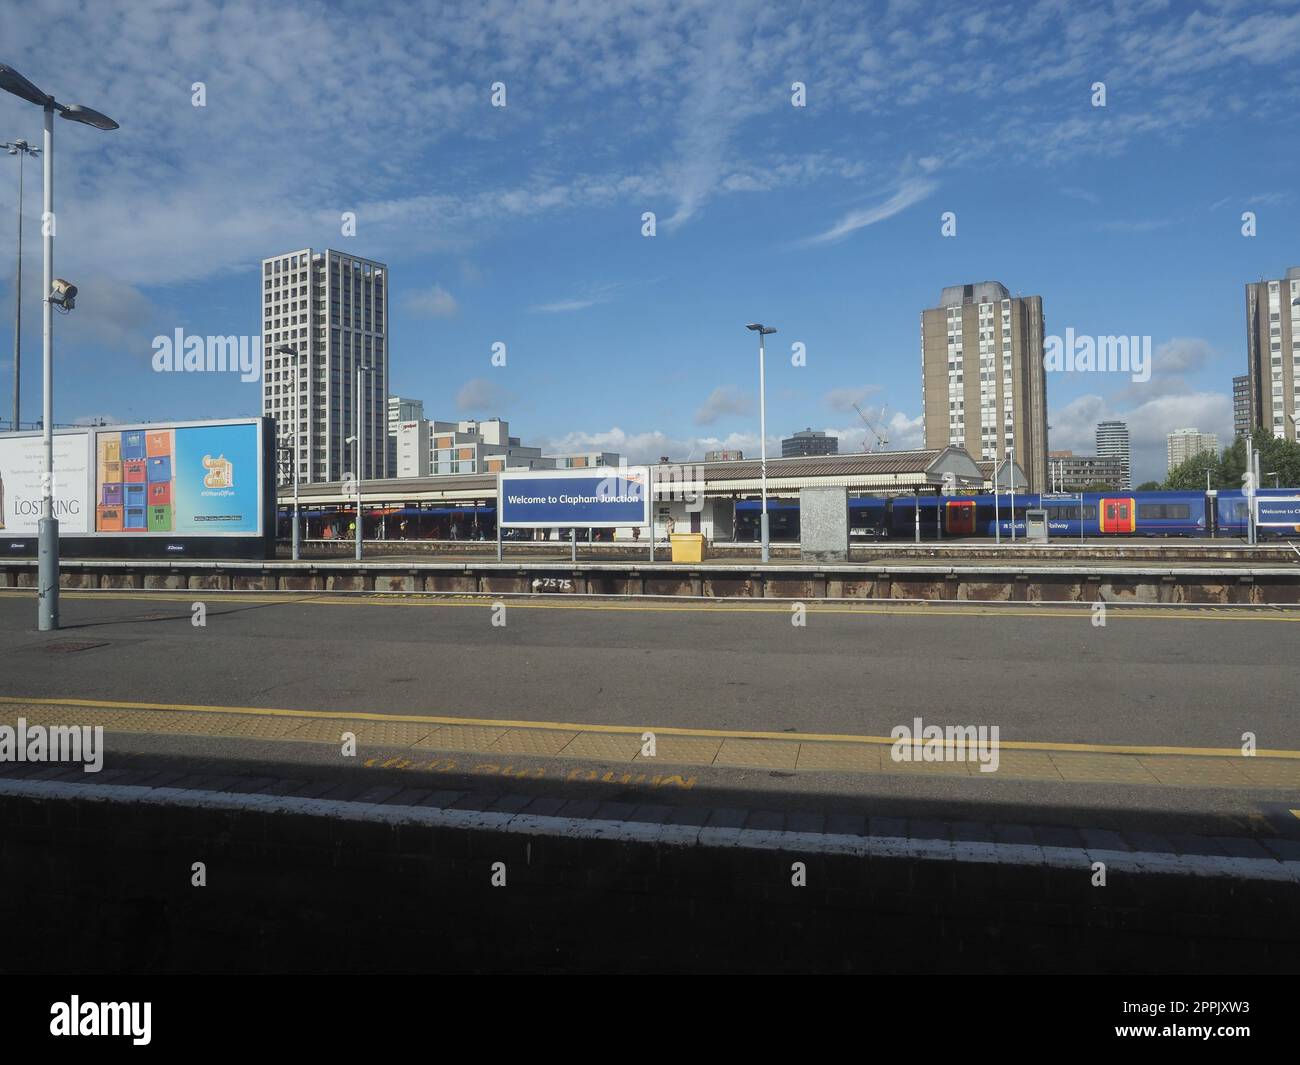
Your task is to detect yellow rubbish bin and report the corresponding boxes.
[670,532,706,563]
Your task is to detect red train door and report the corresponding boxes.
[946,500,976,535]
[1100,497,1135,533]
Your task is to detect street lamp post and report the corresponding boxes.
[274,344,301,560]
[1007,447,1016,543]
[351,363,373,561]
[992,456,1001,545]
[3,138,39,432]
[745,323,776,563]
[0,64,119,632]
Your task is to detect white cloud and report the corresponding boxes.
[824,385,882,412]
[1049,391,1233,484]
[694,384,752,425]
[528,281,625,314]
[455,377,511,413]
[800,177,937,246]
[403,284,459,318]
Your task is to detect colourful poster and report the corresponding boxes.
[94,422,260,534]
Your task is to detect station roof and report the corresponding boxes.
[279,447,986,505]
[976,458,1030,491]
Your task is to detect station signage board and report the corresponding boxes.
[498,466,650,528]
[1254,495,1300,528]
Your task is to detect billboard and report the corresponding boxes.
[1255,495,1300,529]
[93,421,262,536]
[0,431,91,536]
[499,466,650,528]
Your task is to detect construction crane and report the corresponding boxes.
[852,402,889,452]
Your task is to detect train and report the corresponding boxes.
[275,487,1300,543]
[734,488,1300,541]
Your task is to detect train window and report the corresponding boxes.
[1137,504,1191,519]
[1045,504,1097,520]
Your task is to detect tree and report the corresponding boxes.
[1135,480,1162,491]
[1219,435,1248,488]
[1164,450,1218,490]
[1253,432,1300,488]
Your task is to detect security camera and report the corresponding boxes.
[50,278,77,310]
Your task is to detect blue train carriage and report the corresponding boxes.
[847,496,889,539]
[882,494,1033,538]
[1037,495,1095,537]
[1128,491,1206,536]
[1213,488,1300,538]
[733,499,801,541]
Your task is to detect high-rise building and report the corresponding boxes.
[1095,420,1131,490]
[781,429,838,457]
[392,416,623,477]
[1046,450,1127,491]
[387,396,424,476]
[1233,374,1252,438]
[261,248,389,485]
[1244,267,1300,442]
[921,281,1048,490]
[1167,428,1219,473]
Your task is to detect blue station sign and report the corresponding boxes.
[1255,495,1300,528]
[498,466,651,528]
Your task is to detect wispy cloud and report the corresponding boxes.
[1098,218,1178,233]
[529,281,625,315]
[1060,185,1101,205]
[800,177,937,246]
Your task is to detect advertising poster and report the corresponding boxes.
[0,433,90,535]
[94,422,261,535]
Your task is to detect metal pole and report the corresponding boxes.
[354,363,362,561]
[37,104,56,631]
[292,349,300,560]
[1246,436,1254,546]
[496,512,502,562]
[572,528,577,564]
[758,332,769,563]
[1252,448,1261,546]
[993,460,1001,545]
[1009,460,1016,543]
[647,467,654,563]
[12,144,23,432]
[913,489,919,543]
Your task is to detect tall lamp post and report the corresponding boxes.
[992,455,1001,545]
[347,362,373,561]
[745,323,776,563]
[274,343,301,560]
[0,64,118,632]
[1006,446,1016,543]
[3,138,39,432]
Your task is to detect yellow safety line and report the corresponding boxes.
[2,588,1299,622]
[1,695,1296,760]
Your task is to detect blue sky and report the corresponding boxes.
[1,0,1299,483]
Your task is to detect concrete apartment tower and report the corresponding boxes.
[1245,267,1300,441]
[261,248,389,485]
[1232,375,1252,438]
[921,281,1048,490]
[1095,420,1131,489]
[1166,428,1219,474]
